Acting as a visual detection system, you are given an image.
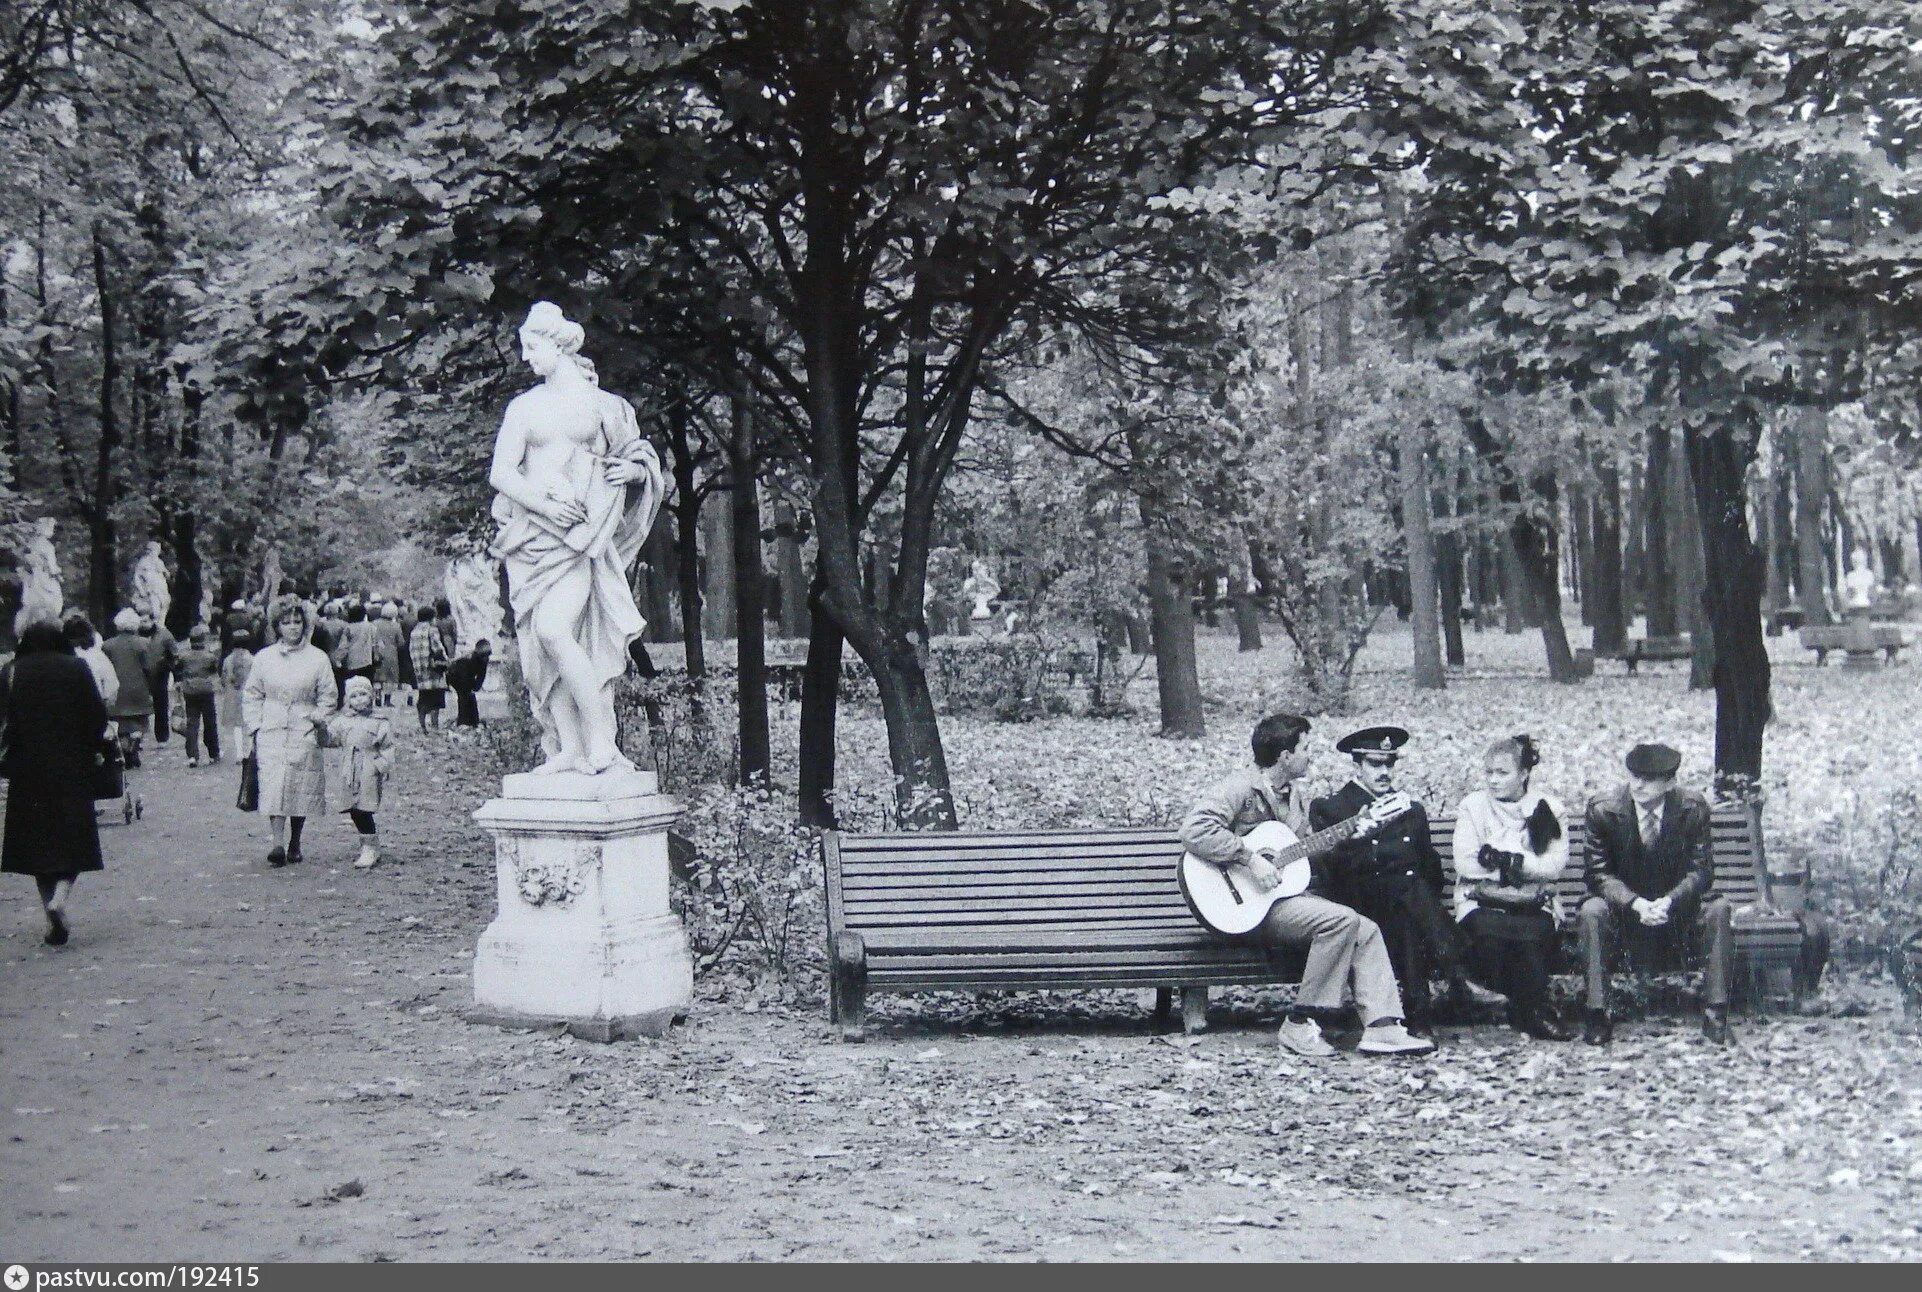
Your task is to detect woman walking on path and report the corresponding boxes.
[371,602,405,707]
[340,602,377,690]
[241,596,337,868]
[313,676,395,869]
[409,605,449,732]
[2,620,110,945]
[1451,734,1574,1041]
[100,609,151,821]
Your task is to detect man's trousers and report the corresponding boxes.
[1578,894,1733,1011]
[1253,893,1407,1025]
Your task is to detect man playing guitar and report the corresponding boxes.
[1179,713,1435,1058]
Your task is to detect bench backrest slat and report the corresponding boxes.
[827,808,1763,937]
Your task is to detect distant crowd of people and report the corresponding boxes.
[1,585,496,947]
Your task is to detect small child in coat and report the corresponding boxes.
[311,675,395,869]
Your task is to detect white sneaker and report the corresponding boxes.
[353,845,380,870]
[1276,1017,1337,1058]
[1358,1020,1436,1056]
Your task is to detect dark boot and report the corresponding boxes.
[1582,1008,1613,1046]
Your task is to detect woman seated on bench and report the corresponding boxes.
[1451,735,1574,1041]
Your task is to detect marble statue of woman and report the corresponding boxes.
[1843,548,1878,613]
[443,552,505,653]
[961,558,1000,622]
[130,539,171,626]
[488,302,667,776]
[14,517,63,637]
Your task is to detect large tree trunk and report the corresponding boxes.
[797,577,842,829]
[1401,433,1445,689]
[729,393,770,787]
[1465,415,1577,680]
[1434,456,1467,665]
[88,223,120,625]
[666,400,707,676]
[1499,543,1529,632]
[1229,539,1263,652]
[1670,432,1715,689]
[1685,422,1770,790]
[701,488,736,640]
[774,502,809,639]
[1142,506,1205,738]
[1624,464,1647,624]
[1643,426,1677,638]
[640,519,678,643]
[1590,450,1627,654]
[1571,478,1593,626]
[1794,405,1832,627]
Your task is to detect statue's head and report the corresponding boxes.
[1853,548,1870,570]
[518,301,589,379]
[144,539,161,558]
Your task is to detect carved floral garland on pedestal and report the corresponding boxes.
[501,837,602,908]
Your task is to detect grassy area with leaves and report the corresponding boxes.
[626,617,1921,995]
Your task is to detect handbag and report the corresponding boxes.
[92,734,125,801]
[237,750,260,813]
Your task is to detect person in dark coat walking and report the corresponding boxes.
[2,620,110,945]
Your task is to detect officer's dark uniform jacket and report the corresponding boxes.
[1310,780,1445,902]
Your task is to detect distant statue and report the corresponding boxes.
[443,552,505,653]
[1843,548,1878,613]
[488,301,667,776]
[14,518,63,637]
[130,539,171,626]
[961,559,1001,623]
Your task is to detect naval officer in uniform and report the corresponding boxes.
[1311,726,1502,1029]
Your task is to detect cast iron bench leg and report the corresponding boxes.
[833,931,868,1042]
[1153,987,1174,1031]
[1180,986,1208,1034]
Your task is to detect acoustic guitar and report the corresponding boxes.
[1178,792,1415,935]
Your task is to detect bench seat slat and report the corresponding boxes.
[842,870,1179,892]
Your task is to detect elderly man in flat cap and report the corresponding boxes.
[1579,742,1734,1045]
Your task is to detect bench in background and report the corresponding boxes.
[1596,635,1693,673]
[822,809,1805,1040]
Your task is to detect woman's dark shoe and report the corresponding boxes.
[1582,1008,1613,1046]
[44,909,69,946]
[267,846,287,868]
[285,846,304,866]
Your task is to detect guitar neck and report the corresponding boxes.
[1269,815,1368,867]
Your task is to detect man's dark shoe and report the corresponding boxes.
[1702,1005,1731,1045]
[1582,1008,1612,1046]
[267,846,287,868]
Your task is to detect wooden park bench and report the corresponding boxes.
[1597,635,1693,673]
[822,809,1806,1040]
[1799,624,1904,668]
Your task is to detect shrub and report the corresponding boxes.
[673,782,827,994]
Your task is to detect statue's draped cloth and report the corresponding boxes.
[490,395,663,750]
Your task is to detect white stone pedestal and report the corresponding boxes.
[469,768,692,1041]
